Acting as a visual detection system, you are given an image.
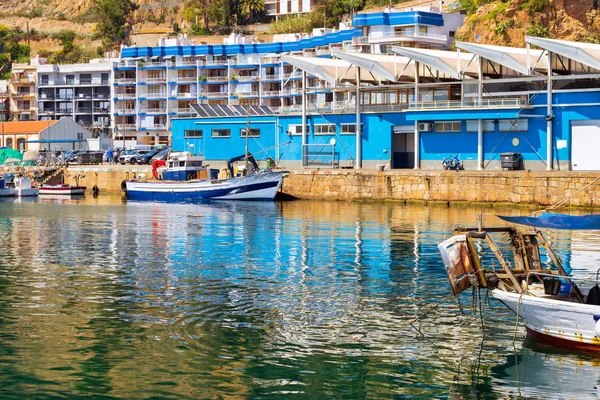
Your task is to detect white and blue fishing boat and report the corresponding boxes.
[122,152,286,202]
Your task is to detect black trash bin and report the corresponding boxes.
[500,152,522,170]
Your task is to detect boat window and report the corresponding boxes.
[187,161,203,167]
[212,129,231,138]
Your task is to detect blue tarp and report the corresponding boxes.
[497,212,600,230]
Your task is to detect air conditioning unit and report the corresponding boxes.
[418,122,432,132]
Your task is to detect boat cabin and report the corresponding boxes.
[160,152,219,181]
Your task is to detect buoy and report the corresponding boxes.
[595,319,600,338]
[121,180,128,193]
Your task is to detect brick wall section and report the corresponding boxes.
[281,170,600,207]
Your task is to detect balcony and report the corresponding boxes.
[175,60,198,67]
[282,72,302,80]
[262,91,281,97]
[75,108,92,114]
[280,89,302,96]
[261,57,280,65]
[93,121,110,128]
[274,102,409,114]
[368,31,447,44]
[56,95,74,100]
[236,75,259,82]
[38,94,55,100]
[115,109,136,115]
[56,108,73,114]
[12,91,34,98]
[116,124,137,130]
[202,60,228,67]
[143,92,167,98]
[204,92,228,98]
[115,93,136,100]
[408,98,522,110]
[316,48,330,56]
[174,93,196,99]
[147,124,167,130]
[263,74,279,81]
[10,77,34,84]
[139,62,166,68]
[115,78,136,85]
[176,75,197,83]
[172,108,195,115]
[38,109,55,114]
[93,93,109,99]
[235,91,259,97]
[94,107,110,113]
[140,77,167,84]
[75,94,93,100]
[144,108,167,114]
[203,76,228,82]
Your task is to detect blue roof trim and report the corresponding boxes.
[120,29,361,59]
[352,11,444,28]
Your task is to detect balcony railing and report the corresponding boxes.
[261,57,280,64]
[174,93,195,98]
[93,121,110,128]
[204,76,228,82]
[12,91,34,97]
[116,124,137,130]
[94,107,110,113]
[56,95,74,100]
[116,109,136,114]
[408,99,522,110]
[140,62,166,68]
[175,61,198,67]
[116,93,136,100]
[147,124,167,130]
[143,92,167,98]
[38,94,54,100]
[56,108,73,113]
[203,60,228,66]
[275,102,409,114]
[205,92,228,98]
[282,72,302,79]
[39,109,55,114]
[10,77,34,84]
[263,74,279,81]
[236,75,259,82]
[140,77,167,83]
[76,108,92,113]
[116,78,136,84]
[144,108,167,113]
[172,108,194,114]
[262,91,281,97]
[236,91,258,97]
[176,75,197,82]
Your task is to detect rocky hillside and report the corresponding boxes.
[457,0,600,46]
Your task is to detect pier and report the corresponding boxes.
[64,166,600,208]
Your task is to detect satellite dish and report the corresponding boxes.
[474,33,481,42]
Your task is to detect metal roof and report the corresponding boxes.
[332,51,397,82]
[525,36,600,71]
[456,42,547,75]
[189,103,274,118]
[391,46,480,79]
[281,55,339,85]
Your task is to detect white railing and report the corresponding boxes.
[10,77,34,84]
[275,102,409,114]
[116,93,136,100]
[236,91,258,97]
[175,61,198,67]
[204,76,228,82]
[145,108,167,113]
[263,74,279,80]
[203,60,228,66]
[140,62,166,67]
[261,57,280,64]
[408,99,522,110]
[116,109,136,114]
[282,72,302,79]
[116,124,137,130]
[93,122,109,128]
[316,48,330,56]
[117,61,138,68]
[140,77,167,83]
[262,91,281,97]
[176,75,197,82]
[116,78,136,84]
[174,93,195,98]
[147,124,167,129]
[143,92,167,98]
[236,75,259,81]
[205,92,228,98]
[172,108,194,114]
[280,89,302,96]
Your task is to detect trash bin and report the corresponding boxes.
[500,152,522,170]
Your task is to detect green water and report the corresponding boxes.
[0,196,598,399]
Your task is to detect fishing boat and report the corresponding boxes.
[122,152,286,201]
[438,212,600,352]
[39,184,86,196]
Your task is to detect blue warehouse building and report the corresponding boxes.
[172,36,600,171]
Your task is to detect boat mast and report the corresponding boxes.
[245,98,249,173]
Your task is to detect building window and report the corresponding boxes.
[434,121,462,132]
[498,119,528,131]
[17,138,26,151]
[241,128,260,138]
[77,133,84,140]
[449,31,455,37]
[184,129,203,138]
[466,120,495,132]
[6,138,12,148]
[313,124,335,135]
[211,128,230,138]
[340,123,363,135]
[287,125,304,136]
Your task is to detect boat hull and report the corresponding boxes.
[493,289,600,351]
[0,188,15,197]
[39,186,86,195]
[125,171,285,202]
[16,188,39,197]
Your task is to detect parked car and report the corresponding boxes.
[120,149,150,164]
[133,148,162,164]
[65,150,86,163]
[151,148,171,162]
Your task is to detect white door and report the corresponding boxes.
[572,121,600,170]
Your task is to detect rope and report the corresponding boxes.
[409,293,454,337]
[544,175,600,211]
[512,292,525,345]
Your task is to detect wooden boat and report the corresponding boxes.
[39,184,86,196]
[123,152,286,202]
[438,213,600,352]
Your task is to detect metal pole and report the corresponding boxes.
[477,54,483,170]
[546,50,553,170]
[355,66,362,169]
[301,70,307,167]
[414,61,420,169]
[245,100,249,173]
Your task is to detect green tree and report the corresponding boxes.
[241,0,264,23]
[55,29,77,52]
[183,0,217,31]
[93,0,139,46]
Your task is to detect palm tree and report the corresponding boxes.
[241,0,264,23]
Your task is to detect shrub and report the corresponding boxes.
[526,23,548,37]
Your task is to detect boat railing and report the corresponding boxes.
[525,271,584,303]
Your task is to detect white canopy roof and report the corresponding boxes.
[456,42,547,75]
[391,47,479,79]
[526,36,600,72]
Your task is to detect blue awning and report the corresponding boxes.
[498,213,600,230]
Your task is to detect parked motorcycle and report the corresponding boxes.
[442,154,464,170]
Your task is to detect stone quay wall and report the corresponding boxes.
[64,166,600,208]
[281,170,600,208]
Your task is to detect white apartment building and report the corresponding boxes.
[37,61,114,138]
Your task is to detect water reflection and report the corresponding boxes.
[0,198,598,398]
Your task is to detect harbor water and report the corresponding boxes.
[0,196,599,399]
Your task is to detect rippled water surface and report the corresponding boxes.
[0,196,599,399]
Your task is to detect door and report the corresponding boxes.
[572,121,600,170]
[392,125,414,169]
